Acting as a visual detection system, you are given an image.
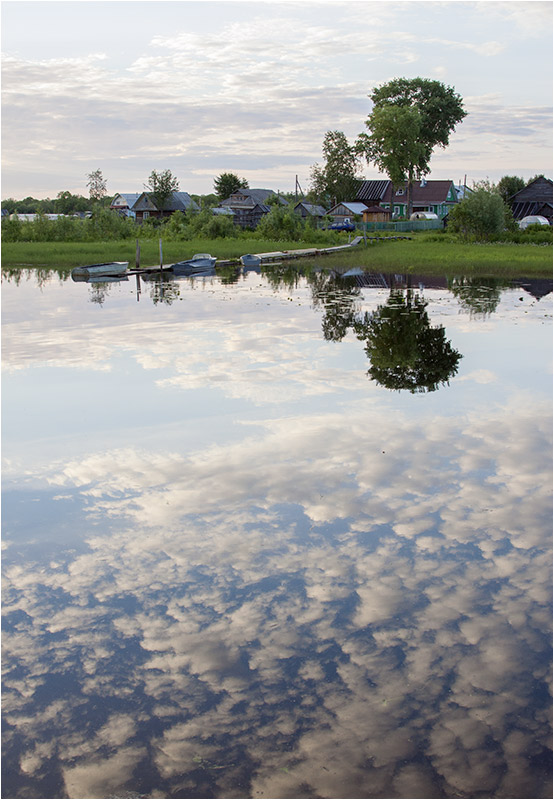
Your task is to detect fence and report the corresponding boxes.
[360,219,443,233]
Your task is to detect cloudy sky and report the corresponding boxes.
[1,0,552,200]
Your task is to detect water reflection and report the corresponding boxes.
[3,402,552,798]
[354,288,462,392]
[2,267,552,799]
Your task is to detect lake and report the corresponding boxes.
[2,263,552,799]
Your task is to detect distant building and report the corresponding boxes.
[327,201,369,224]
[508,177,552,224]
[218,189,288,228]
[110,193,141,218]
[110,191,200,222]
[294,201,327,220]
[355,179,459,218]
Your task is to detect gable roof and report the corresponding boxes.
[328,201,369,215]
[111,193,141,208]
[356,180,390,202]
[509,176,553,203]
[294,201,327,216]
[133,191,200,212]
[356,179,456,203]
[220,188,288,207]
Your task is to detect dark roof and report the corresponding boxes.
[294,201,327,216]
[356,179,456,204]
[162,191,200,211]
[356,180,390,202]
[509,176,553,203]
[363,205,392,214]
[220,189,288,207]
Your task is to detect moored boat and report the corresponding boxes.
[71,261,128,280]
[171,253,217,271]
[240,254,262,267]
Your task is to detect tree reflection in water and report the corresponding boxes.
[309,271,362,341]
[448,276,508,317]
[354,288,462,393]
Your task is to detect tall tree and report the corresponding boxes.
[146,169,180,211]
[214,173,249,201]
[308,130,363,207]
[86,169,107,203]
[356,105,426,217]
[357,77,466,217]
[496,175,525,204]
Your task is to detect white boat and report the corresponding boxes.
[71,261,128,280]
[240,254,262,267]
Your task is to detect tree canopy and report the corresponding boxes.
[214,173,249,201]
[357,77,466,216]
[308,130,363,206]
[146,169,180,210]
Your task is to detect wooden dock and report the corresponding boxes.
[128,235,412,273]
[214,235,411,267]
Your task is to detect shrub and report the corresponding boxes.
[448,188,507,241]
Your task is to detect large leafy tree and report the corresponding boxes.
[357,77,466,217]
[214,173,249,201]
[146,169,180,211]
[308,130,363,207]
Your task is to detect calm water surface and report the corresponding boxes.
[2,264,552,799]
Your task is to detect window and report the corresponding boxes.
[395,188,405,196]
[143,211,150,219]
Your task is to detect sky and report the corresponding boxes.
[1,0,552,200]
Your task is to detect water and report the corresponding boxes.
[2,265,552,799]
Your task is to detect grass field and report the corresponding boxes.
[1,233,552,277]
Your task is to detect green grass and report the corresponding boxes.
[1,233,552,277]
[303,233,553,276]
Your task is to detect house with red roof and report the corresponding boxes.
[355,179,459,219]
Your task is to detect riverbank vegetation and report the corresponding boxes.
[2,229,551,277]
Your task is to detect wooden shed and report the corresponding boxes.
[362,205,392,223]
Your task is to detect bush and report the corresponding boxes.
[254,205,304,241]
[448,189,507,241]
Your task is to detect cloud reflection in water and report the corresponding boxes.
[3,396,551,798]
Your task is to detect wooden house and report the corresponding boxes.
[362,205,392,223]
[218,189,288,228]
[110,193,141,217]
[131,191,200,223]
[294,201,327,220]
[355,179,458,218]
[327,201,369,223]
[509,177,553,224]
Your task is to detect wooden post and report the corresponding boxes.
[135,239,140,269]
[159,238,163,269]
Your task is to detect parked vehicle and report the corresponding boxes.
[326,221,355,232]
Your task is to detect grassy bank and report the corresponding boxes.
[1,233,552,277]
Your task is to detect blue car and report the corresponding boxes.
[327,221,355,232]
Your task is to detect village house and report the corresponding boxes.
[355,179,459,218]
[293,201,327,220]
[327,201,370,224]
[508,176,553,224]
[110,191,199,221]
[218,189,288,228]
